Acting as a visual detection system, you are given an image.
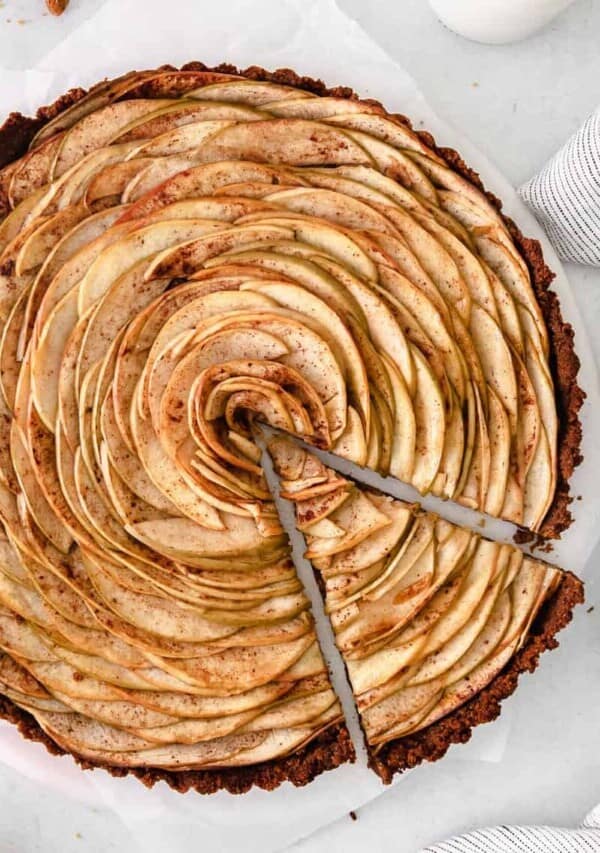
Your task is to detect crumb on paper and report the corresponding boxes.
[587,606,595,614]
[471,81,480,88]
[526,531,554,554]
[478,518,486,528]
[349,811,357,821]
[75,833,82,840]
[514,527,536,546]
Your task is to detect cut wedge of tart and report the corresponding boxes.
[268,436,584,781]
[0,63,584,791]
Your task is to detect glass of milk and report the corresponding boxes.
[428,0,577,44]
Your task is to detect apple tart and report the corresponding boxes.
[0,63,584,791]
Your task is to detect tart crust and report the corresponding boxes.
[0,62,585,790]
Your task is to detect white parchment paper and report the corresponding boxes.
[0,1,598,850]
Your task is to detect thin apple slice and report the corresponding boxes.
[408,638,519,735]
[378,265,465,401]
[188,80,317,105]
[332,405,367,465]
[15,201,90,276]
[484,387,511,516]
[241,279,370,430]
[347,633,429,695]
[78,218,225,314]
[324,113,446,162]
[196,120,369,168]
[27,71,157,148]
[144,633,315,694]
[469,303,518,423]
[120,160,306,219]
[407,574,503,685]
[474,234,548,355]
[305,489,392,559]
[8,135,65,207]
[418,539,499,657]
[411,348,445,494]
[440,589,512,686]
[328,498,414,575]
[83,555,239,643]
[362,680,445,740]
[380,352,416,484]
[522,424,553,531]
[52,100,174,178]
[9,423,72,554]
[114,100,265,143]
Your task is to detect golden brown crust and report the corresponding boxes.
[0,62,585,790]
[369,570,584,783]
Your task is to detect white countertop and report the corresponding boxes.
[1,1,600,851]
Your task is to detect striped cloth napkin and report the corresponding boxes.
[519,107,600,266]
[422,803,600,852]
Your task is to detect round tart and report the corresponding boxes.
[0,63,584,792]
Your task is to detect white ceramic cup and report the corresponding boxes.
[428,0,577,44]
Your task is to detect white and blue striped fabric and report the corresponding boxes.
[422,803,600,852]
[519,107,600,266]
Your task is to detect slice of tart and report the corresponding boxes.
[268,436,583,781]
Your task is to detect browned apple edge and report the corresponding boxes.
[0,62,585,792]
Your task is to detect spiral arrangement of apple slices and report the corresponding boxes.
[0,69,563,782]
[270,436,562,757]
